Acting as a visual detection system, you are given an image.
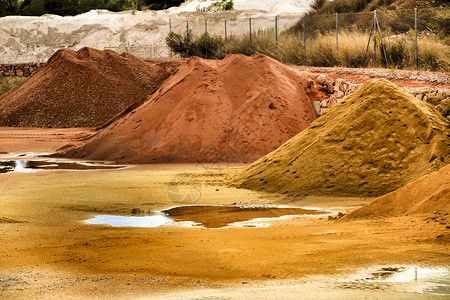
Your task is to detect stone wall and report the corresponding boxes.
[316,75,450,119]
[0,63,45,77]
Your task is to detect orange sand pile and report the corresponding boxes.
[230,79,450,197]
[347,164,450,218]
[0,47,176,128]
[60,54,318,163]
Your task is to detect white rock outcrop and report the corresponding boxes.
[0,1,311,63]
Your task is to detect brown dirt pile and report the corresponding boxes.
[60,53,318,163]
[0,47,177,128]
[346,164,450,218]
[230,79,450,197]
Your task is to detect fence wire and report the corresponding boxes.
[59,7,444,72]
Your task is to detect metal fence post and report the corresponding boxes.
[186,20,190,57]
[275,16,278,52]
[205,19,208,59]
[415,7,418,69]
[375,14,389,67]
[373,10,376,66]
[169,19,172,57]
[225,19,228,55]
[336,13,338,52]
[303,15,306,64]
[186,20,189,39]
[249,17,252,55]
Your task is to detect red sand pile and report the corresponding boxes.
[347,164,450,218]
[0,47,177,128]
[60,53,318,163]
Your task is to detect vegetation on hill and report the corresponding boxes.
[309,0,447,14]
[166,0,449,72]
[0,76,27,96]
[196,0,233,12]
[0,0,185,17]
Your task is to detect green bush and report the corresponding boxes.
[196,0,233,12]
[0,0,19,17]
[166,31,225,59]
[2,0,185,16]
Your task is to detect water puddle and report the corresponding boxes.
[162,205,323,228]
[0,160,124,173]
[85,214,174,228]
[341,266,450,295]
[85,205,324,229]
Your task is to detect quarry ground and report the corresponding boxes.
[0,129,448,299]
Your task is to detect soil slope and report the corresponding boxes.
[60,53,318,163]
[230,79,450,197]
[0,47,175,128]
[347,163,450,218]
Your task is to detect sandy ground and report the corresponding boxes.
[0,127,95,154]
[0,128,448,299]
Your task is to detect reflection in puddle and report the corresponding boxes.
[86,214,174,228]
[162,205,324,228]
[0,160,124,173]
[233,223,271,228]
[344,266,450,295]
[370,266,405,280]
[85,205,325,229]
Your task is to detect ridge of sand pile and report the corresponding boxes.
[230,79,450,197]
[346,164,450,218]
[0,47,177,128]
[60,53,318,163]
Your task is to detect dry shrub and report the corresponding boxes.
[385,33,450,72]
[167,27,450,72]
[0,76,27,96]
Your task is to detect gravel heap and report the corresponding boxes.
[0,47,177,128]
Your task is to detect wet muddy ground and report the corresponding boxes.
[0,150,448,299]
[163,205,324,228]
[86,205,325,228]
[0,159,124,173]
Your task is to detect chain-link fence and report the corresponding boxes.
[157,7,449,71]
[104,44,169,59]
[0,7,447,70]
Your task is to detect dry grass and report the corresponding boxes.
[0,76,27,96]
[223,29,450,72]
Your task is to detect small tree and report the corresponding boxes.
[311,0,325,11]
[0,0,19,17]
[166,31,193,58]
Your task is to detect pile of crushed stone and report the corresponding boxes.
[0,47,178,128]
[230,79,450,197]
[59,53,320,163]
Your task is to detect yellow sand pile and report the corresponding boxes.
[346,164,450,218]
[230,79,450,197]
